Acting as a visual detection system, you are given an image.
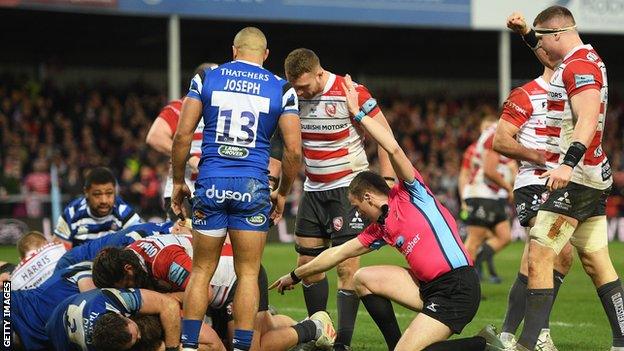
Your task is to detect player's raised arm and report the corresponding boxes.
[341,75,414,183]
[507,12,559,70]
[269,237,371,294]
[146,116,174,155]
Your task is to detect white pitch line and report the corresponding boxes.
[275,307,596,328]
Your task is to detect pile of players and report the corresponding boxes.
[5,4,624,351]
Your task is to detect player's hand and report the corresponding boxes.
[171,182,192,220]
[187,155,200,173]
[540,165,573,191]
[341,74,361,117]
[507,12,530,35]
[270,190,287,224]
[269,274,297,295]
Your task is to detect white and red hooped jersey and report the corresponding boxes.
[501,77,549,190]
[463,124,515,200]
[158,99,205,197]
[545,44,612,190]
[128,236,236,308]
[11,242,67,290]
[299,73,381,191]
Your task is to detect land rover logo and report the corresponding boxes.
[246,214,267,226]
[218,145,249,158]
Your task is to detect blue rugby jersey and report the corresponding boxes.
[187,60,298,181]
[54,196,142,246]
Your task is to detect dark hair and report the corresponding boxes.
[16,231,47,258]
[130,315,164,351]
[284,48,320,80]
[348,171,391,199]
[533,5,575,27]
[93,247,153,289]
[85,167,116,189]
[92,313,133,351]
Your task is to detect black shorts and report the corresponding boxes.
[513,185,549,227]
[464,198,508,229]
[209,264,270,337]
[419,266,481,334]
[539,182,610,222]
[295,187,369,246]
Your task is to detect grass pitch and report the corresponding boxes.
[2,241,622,350]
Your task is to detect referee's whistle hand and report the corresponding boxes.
[269,274,296,295]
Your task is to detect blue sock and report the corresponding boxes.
[232,329,254,351]
[181,319,202,348]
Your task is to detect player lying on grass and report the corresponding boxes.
[92,237,336,350]
[271,75,505,351]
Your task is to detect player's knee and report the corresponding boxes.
[555,244,574,273]
[353,269,372,296]
[529,212,576,255]
[527,241,553,278]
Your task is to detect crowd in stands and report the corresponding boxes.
[2,74,624,233]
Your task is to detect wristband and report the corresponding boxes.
[354,111,367,122]
[562,141,587,168]
[290,270,302,284]
[522,29,540,50]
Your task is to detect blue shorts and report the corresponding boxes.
[192,177,271,236]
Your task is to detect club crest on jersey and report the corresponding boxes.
[325,102,337,117]
[332,216,343,231]
[246,214,267,226]
[193,210,206,220]
[218,145,249,159]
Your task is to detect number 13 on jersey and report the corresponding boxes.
[212,91,270,148]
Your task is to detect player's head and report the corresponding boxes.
[348,171,391,222]
[92,312,140,351]
[84,167,117,217]
[480,115,497,132]
[16,231,48,259]
[284,48,325,99]
[170,220,193,235]
[232,27,269,63]
[93,247,154,289]
[130,315,163,351]
[194,62,219,78]
[533,6,578,60]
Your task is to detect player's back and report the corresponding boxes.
[192,60,296,180]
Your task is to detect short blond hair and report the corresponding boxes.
[17,231,47,258]
[284,48,320,80]
[233,27,267,53]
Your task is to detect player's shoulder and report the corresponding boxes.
[113,196,134,215]
[521,78,548,96]
[563,45,603,68]
[64,196,87,218]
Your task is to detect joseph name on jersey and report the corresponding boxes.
[300,73,380,191]
[545,44,612,190]
[463,124,514,200]
[158,99,204,197]
[54,196,142,246]
[11,242,67,290]
[187,60,298,182]
[501,77,549,189]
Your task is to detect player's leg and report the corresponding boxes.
[182,182,229,351]
[516,205,578,350]
[464,225,489,261]
[500,232,530,343]
[354,265,416,350]
[463,198,491,261]
[257,310,336,351]
[572,216,624,349]
[331,188,366,350]
[395,314,453,351]
[295,191,331,317]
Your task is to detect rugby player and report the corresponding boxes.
[171,27,302,351]
[146,63,218,220]
[9,231,67,290]
[507,6,624,351]
[271,75,504,351]
[53,166,142,248]
[493,66,574,350]
[284,48,395,351]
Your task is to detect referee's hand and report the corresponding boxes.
[269,273,297,295]
[171,183,191,221]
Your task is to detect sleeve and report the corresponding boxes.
[483,133,495,150]
[562,60,603,98]
[269,128,284,160]
[501,88,533,128]
[461,147,473,170]
[355,84,381,117]
[357,224,386,250]
[402,168,428,204]
[281,82,299,116]
[187,69,207,101]
[54,212,72,240]
[157,103,180,134]
[152,247,192,290]
[116,198,142,228]
[102,288,143,315]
